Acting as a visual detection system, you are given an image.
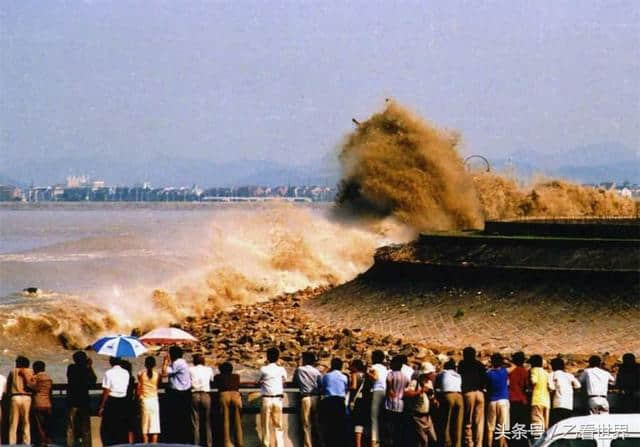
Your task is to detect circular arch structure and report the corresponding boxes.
[464,155,490,172]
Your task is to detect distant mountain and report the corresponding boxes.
[494,142,639,183]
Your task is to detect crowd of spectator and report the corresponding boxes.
[0,346,638,447]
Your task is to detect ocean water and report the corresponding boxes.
[0,202,409,381]
[0,203,231,380]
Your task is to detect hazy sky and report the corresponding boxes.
[1,0,639,169]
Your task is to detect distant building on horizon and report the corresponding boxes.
[0,185,23,201]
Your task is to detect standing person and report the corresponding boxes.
[66,351,97,447]
[120,360,139,443]
[405,363,438,447]
[7,355,34,445]
[399,354,416,446]
[385,355,411,447]
[400,354,415,381]
[190,354,214,447]
[548,357,581,426]
[579,355,615,414]
[320,357,349,447]
[507,352,529,447]
[98,357,131,446]
[31,361,53,447]
[162,346,193,443]
[293,351,322,447]
[348,359,369,447]
[485,354,509,447]
[528,355,550,432]
[438,359,463,447]
[458,347,487,447]
[0,364,7,442]
[258,347,287,447]
[367,350,388,447]
[137,356,161,444]
[214,361,244,447]
[615,353,640,413]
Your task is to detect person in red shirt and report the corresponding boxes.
[508,352,530,447]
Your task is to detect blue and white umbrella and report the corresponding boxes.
[92,334,147,358]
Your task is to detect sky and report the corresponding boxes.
[1,0,639,178]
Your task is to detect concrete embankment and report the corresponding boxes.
[306,221,640,359]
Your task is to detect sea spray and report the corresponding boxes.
[336,100,637,230]
[336,100,484,231]
[0,204,414,348]
[473,173,637,219]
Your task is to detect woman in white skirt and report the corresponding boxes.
[137,356,161,443]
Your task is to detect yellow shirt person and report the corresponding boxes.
[529,355,551,431]
[530,367,550,408]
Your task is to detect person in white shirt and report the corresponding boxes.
[98,357,131,445]
[438,359,464,447]
[367,349,388,447]
[259,347,288,447]
[189,354,214,447]
[0,369,6,438]
[579,355,615,414]
[400,354,415,381]
[548,357,581,425]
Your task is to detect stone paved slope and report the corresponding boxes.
[305,276,640,356]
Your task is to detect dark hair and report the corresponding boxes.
[399,354,408,364]
[331,357,343,371]
[372,350,385,365]
[550,357,565,371]
[109,356,121,367]
[15,356,29,368]
[193,354,205,366]
[169,346,183,361]
[267,347,280,363]
[512,351,525,366]
[588,355,601,368]
[491,353,503,368]
[144,356,156,380]
[390,356,403,371]
[529,355,543,368]
[219,361,233,374]
[462,347,476,362]
[444,359,457,370]
[350,359,365,373]
[33,360,45,373]
[73,351,88,365]
[120,359,132,373]
[302,352,316,366]
[622,353,636,367]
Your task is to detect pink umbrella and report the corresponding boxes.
[139,327,198,345]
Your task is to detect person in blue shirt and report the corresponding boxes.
[162,346,193,444]
[486,353,510,447]
[320,358,349,447]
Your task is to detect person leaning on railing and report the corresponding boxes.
[213,361,244,447]
[162,346,193,444]
[98,356,130,446]
[66,351,97,447]
[137,356,161,444]
[258,347,287,447]
[6,355,35,445]
[293,351,322,447]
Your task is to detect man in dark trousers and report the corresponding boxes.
[162,345,193,443]
[66,351,97,447]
